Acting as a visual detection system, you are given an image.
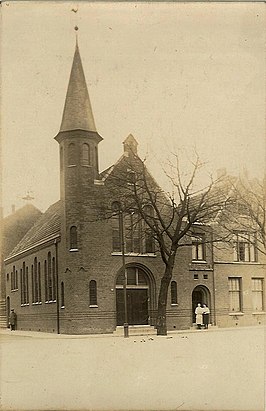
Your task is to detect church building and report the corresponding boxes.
[3,42,265,334]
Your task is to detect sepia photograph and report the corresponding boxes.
[0,1,265,410]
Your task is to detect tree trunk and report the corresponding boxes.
[156,254,175,335]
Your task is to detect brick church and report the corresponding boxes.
[3,42,265,334]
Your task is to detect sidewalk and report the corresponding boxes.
[0,323,263,340]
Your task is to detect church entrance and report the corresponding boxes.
[116,266,151,326]
[192,285,211,323]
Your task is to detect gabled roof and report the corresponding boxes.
[60,44,96,133]
[5,201,61,261]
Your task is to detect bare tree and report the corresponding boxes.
[105,150,230,335]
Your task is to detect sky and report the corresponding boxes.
[1,1,265,216]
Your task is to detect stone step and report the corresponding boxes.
[113,325,156,336]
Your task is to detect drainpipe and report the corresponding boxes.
[54,239,60,334]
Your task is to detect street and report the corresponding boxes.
[0,326,264,411]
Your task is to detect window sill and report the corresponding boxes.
[69,248,79,252]
[67,165,77,168]
[61,306,65,309]
[171,303,178,307]
[89,305,98,308]
[45,300,56,304]
[252,312,265,315]
[233,261,259,264]
[111,252,156,258]
[21,304,29,307]
[229,312,244,316]
[192,260,207,264]
[11,289,19,292]
[32,302,42,305]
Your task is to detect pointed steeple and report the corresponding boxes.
[60,43,96,132]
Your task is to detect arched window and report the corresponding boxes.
[82,143,90,166]
[89,280,97,306]
[111,202,121,252]
[70,226,78,250]
[171,281,177,305]
[61,282,65,308]
[68,143,77,166]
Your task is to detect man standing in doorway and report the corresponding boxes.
[9,309,17,331]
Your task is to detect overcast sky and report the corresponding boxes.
[2,1,265,216]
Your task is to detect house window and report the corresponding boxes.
[234,232,257,262]
[192,236,205,261]
[48,252,53,301]
[68,143,77,166]
[127,169,136,185]
[61,282,65,308]
[171,281,177,305]
[203,274,208,280]
[194,273,199,280]
[89,280,97,306]
[82,143,90,166]
[52,257,56,300]
[70,226,78,250]
[252,278,264,312]
[60,147,63,170]
[11,266,18,291]
[229,277,242,312]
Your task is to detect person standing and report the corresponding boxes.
[202,304,210,329]
[195,303,203,329]
[9,309,17,331]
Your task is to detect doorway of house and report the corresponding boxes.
[116,266,150,326]
[6,296,10,327]
[192,285,211,323]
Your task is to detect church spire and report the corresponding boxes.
[60,40,97,133]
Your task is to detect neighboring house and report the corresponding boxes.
[3,43,265,334]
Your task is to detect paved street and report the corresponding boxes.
[0,326,264,411]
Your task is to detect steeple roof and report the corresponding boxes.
[60,44,97,132]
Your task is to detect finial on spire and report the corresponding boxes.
[74,26,79,47]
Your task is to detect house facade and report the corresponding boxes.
[3,44,265,334]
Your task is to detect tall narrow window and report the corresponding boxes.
[34,257,38,303]
[15,270,18,290]
[44,260,48,302]
[192,236,205,261]
[31,264,35,303]
[11,266,15,291]
[70,226,78,250]
[38,262,41,302]
[229,277,242,312]
[82,143,90,166]
[61,282,65,308]
[111,202,121,252]
[89,280,97,306]
[171,281,178,305]
[68,143,77,166]
[143,205,154,253]
[26,266,29,304]
[52,257,56,301]
[252,278,264,312]
[125,211,140,253]
[20,268,23,304]
[48,252,52,301]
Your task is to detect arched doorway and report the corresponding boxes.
[192,285,211,323]
[116,265,155,326]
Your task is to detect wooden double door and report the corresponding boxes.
[116,288,149,326]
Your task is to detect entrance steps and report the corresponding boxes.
[113,325,156,336]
